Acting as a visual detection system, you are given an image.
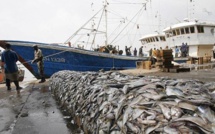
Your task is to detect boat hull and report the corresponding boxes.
[0,40,147,79]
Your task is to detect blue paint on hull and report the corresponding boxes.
[1,40,147,78]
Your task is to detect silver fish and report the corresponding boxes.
[158,103,171,120]
[132,108,144,120]
[145,122,161,134]
[137,118,156,125]
[164,125,179,134]
[170,107,182,119]
[173,116,212,132]
[123,106,132,125]
[166,86,184,96]
[198,105,215,123]
[126,121,140,133]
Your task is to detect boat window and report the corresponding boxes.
[185,27,190,34]
[152,37,155,42]
[155,37,159,42]
[190,26,195,33]
[176,29,180,35]
[166,33,170,38]
[160,36,166,41]
[181,28,185,34]
[146,38,149,43]
[150,38,153,42]
[173,30,176,36]
[197,26,204,33]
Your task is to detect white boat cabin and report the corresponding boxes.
[139,33,167,56]
[163,20,215,57]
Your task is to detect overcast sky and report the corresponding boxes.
[0,0,214,50]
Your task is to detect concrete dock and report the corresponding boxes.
[120,68,215,82]
[0,68,215,134]
[0,79,78,134]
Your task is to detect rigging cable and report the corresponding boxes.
[109,3,147,45]
[91,7,106,49]
[64,8,103,44]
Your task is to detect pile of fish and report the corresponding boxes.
[49,70,215,134]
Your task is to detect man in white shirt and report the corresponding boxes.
[31,45,46,83]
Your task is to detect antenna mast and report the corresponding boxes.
[105,0,108,46]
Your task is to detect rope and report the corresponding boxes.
[109,3,146,45]
[21,48,68,64]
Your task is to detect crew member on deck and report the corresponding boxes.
[139,46,143,57]
[125,46,131,56]
[175,46,179,58]
[134,48,137,56]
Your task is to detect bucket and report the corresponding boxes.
[0,72,4,83]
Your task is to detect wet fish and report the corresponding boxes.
[132,108,144,120]
[145,122,161,134]
[158,103,171,120]
[170,107,182,119]
[141,93,166,101]
[137,118,156,125]
[126,121,140,133]
[164,125,179,134]
[123,106,132,125]
[198,105,215,123]
[166,86,184,96]
[172,116,212,132]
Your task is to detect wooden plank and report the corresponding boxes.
[162,68,169,72]
[177,68,190,72]
[162,55,173,59]
[169,68,191,73]
[169,68,178,73]
[145,61,151,70]
[163,64,174,68]
[136,61,144,69]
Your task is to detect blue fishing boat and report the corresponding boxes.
[0,1,149,78]
[0,40,147,78]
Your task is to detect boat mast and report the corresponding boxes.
[64,8,103,44]
[105,0,108,46]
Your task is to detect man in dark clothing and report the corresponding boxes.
[139,46,143,57]
[180,43,185,57]
[1,43,22,94]
[125,46,131,56]
[149,48,152,57]
[133,48,137,56]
